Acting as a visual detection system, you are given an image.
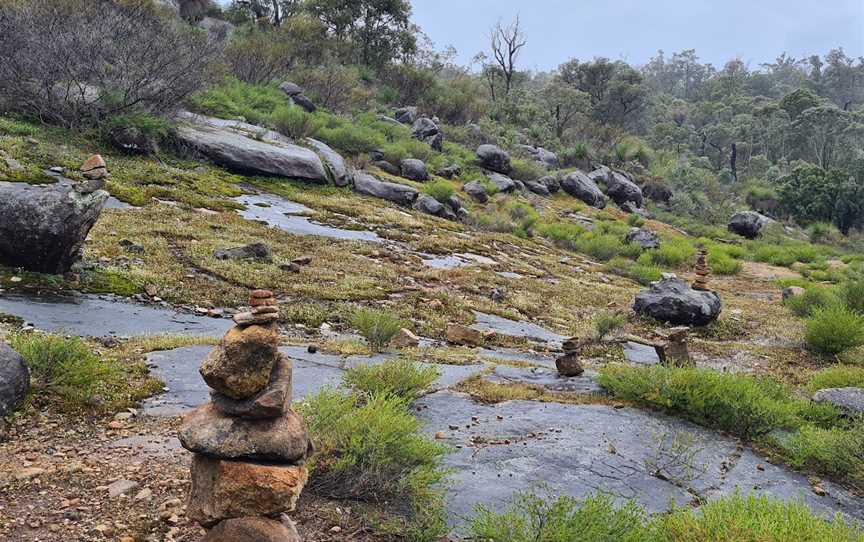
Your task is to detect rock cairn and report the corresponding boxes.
[178,289,312,542]
[692,249,711,291]
[556,337,585,377]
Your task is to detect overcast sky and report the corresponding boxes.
[411,0,864,71]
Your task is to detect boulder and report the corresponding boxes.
[174,113,328,184]
[411,118,443,151]
[0,343,29,418]
[463,181,489,203]
[538,175,560,193]
[106,124,160,154]
[446,323,484,347]
[436,165,461,179]
[200,325,280,400]
[214,243,272,262]
[518,145,559,169]
[524,181,551,197]
[212,354,293,419]
[488,172,517,193]
[0,180,108,274]
[202,517,301,542]
[289,94,316,113]
[305,139,350,187]
[633,278,721,326]
[782,286,806,301]
[353,172,419,206]
[414,195,445,217]
[555,353,584,377]
[560,171,606,209]
[446,195,463,212]
[278,82,303,97]
[812,388,864,415]
[178,403,312,463]
[394,106,417,125]
[603,171,643,207]
[390,328,420,348]
[400,159,429,181]
[625,228,660,250]
[188,455,307,527]
[476,144,511,174]
[372,160,401,176]
[80,154,108,180]
[587,166,612,184]
[728,211,772,239]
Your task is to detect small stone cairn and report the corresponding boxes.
[178,289,312,542]
[692,249,711,291]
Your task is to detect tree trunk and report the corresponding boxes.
[730,143,738,183]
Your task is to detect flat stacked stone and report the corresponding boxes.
[692,249,710,291]
[179,290,311,542]
[556,337,586,377]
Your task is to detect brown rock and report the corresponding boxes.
[251,297,277,307]
[555,352,584,377]
[252,306,279,315]
[233,312,279,327]
[291,255,312,266]
[200,325,279,400]
[178,403,312,463]
[212,354,293,419]
[188,456,308,527]
[390,328,420,348]
[80,154,106,172]
[201,516,301,542]
[251,289,274,299]
[446,323,484,347]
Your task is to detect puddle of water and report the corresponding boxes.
[0,293,232,337]
[234,193,381,242]
[472,311,567,346]
[623,341,661,365]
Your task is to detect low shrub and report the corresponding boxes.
[637,238,696,268]
[269,105,321,140]
[710,252,742,275]
[316,120,385,156]
[190,79,285,126]
[806,305,864,356]
[536,221,587,250]
[807,366,864,393]
[509,158,545,181]
[577,233,630,261]
[778,423,864,489]
[423,180,456,203]
[504,201,540,238]
[593,311,626,340]
[343,358,439,401]
[840,279,864,314]
[784,287,838,317]
[350,308,405,351]
[8,333,121,407]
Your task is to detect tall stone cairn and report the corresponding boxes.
[692,249,711,291]
[178,290,312,542]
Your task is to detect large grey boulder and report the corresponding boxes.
[278,82,303,97]
[411,118,443,151]
[488,173,517,193]
[633,278,721,326]
[0,180,108,274]
[603,171,644,207]
[290,94,316,113]
[524,181,551,197]
[174,113,328,184]
[463,181,489,203]
[306,138,351,187]
[626,228,660,250]
[477,144,511,174]
[394,106,417,125]
[400,159,429,181]
[353,172,419,206]
[0,343,29,418]
[813,388,864,415]
[560,171,606,209]
[518,145,559,169]
[538,175,560,193]
[728,211,772,239]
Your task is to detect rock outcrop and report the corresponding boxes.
[0,179,108,274]
[488,172,517,193]
[561,171,606,208]
[178,290,311,541]
[476,144,511,174]
[813,388,864,415]
[0,343,29,418]
[394,106,417,125]
[306,138,351,187]
[518,145,559,169]
[604,171,644,208]
[174,113,329,184]
[353,172,419,206]
[411,118,443,151]
[633,278,721,326]
[400,158,429,181]
[214,243,273,262]
[463,181,489,203]
[625,228,660,250]
[728,211,772,239]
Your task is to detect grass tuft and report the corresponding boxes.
[343,358,439,401]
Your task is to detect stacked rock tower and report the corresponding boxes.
[178,290,312,542]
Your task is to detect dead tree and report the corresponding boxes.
[490,16,526,98]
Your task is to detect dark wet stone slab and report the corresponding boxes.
[484,365,605,394]
[234,193,381,242]
[417,391,864,531]
[472,311,567,346]
[0,293,232,337]
[623,341,661,365]
[477,347,557,369]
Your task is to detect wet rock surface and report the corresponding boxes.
[484,365,604,394]
[813,388,864,415]
[471,311,567,346]
[0,343,29,417]
[417,390,864,530]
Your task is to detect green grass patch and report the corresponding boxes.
[784,287,838,317]
[808,366,864,393]
[423,180,456,203]
[350,308,405,351]
[806,305,864,356]
[344,358,439,401]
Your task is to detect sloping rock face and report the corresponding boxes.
[604,171,644,207]
[561,171,606,208]
[633,278,721,326]
[305,138,351,187]
[174,113,329,184]
[352,172,419,206]
[411,118,443,151]
[0,343,29,418]
[476,144,512,174]
[0,181,108,274]
[488,173,517,193]
[728,211,772,239]
[813,388,864,415]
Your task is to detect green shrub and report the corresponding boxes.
[778,423,864,489]
[423,180,456,203]
[269,105,321,140]
[8,333,121,407]
[504,201,540,238]
[381,138,433,164]
[468,491,650,542]
[537,221,587,249]
[840,279,864,314]
[0,115,39,137]
[784,287,838,317]
[577,233,629,261]
[559,143,591,167]
[808,365,864,393]
[297,388,447,505]
[597,365,806,439]
[509,158,545,181]
[626,213,645,227]
[637,238,696,268]
[350,308,405,351]
[594,311,626,340]
[710,252,742,275]
[101,111,172,152]
[190,79,284,125]
[343,358,439,401]
[806,305,864,355]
